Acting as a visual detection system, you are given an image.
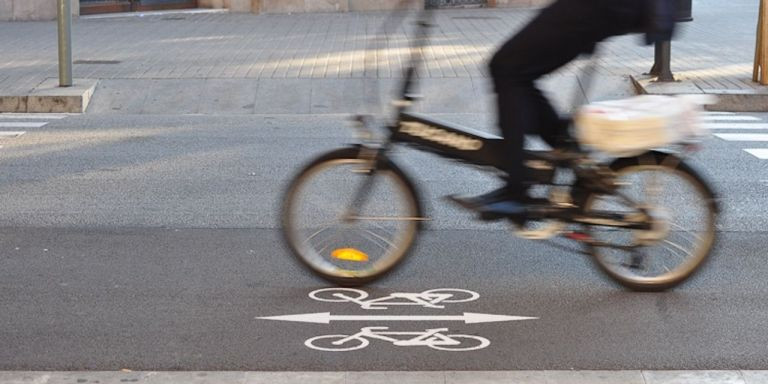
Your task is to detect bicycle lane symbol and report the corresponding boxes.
[257,288,538,352]
[308,288,480,310]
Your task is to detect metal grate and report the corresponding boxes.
[425,0,486,9]
[74,60,122,64]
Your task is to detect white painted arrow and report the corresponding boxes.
[257,312,538,324]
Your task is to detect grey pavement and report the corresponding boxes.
[0,0,765,113]
[2,371,768,384]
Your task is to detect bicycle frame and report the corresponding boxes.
[332,292,457,309]
[334,327,461,347]
[349,10,655,232]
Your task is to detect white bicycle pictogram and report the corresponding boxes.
[308,288,479,310]
[305,326,490,352]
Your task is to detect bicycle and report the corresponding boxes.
[281,10,719,292]
[308,288,479,310]
[305,326,490,352]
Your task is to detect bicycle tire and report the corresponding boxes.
[581,151,718,291]
[421,288,480,303]
[428,334,490,351]
[282,147,423,286]
[305,334,369,351]
[309,288,369,302]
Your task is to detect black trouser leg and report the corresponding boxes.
[489,0,646,192]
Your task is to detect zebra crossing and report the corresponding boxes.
[0,113,67,145]
[705,112,768,160]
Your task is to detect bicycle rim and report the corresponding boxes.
[283,152,420,284]
[428,335,490,351]
[305,335,369,351]
[584,162,717,291]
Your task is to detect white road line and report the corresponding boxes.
[0,122,48,128]
[704,123,768,130]
[258,312,538,324]
[744,149,768,159]
[703,112,734,115]
[701,115,760,121]
[0,114,67,119]
[0,131,26,138]
[714,133,768,141]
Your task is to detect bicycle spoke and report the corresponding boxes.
[315,228,346,255]
[362,229,398,250]
[661,238,693,261]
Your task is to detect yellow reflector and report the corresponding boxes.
[331,248,369,262]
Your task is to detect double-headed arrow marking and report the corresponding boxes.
[258,312,537,324]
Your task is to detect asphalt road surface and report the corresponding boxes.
[1,113,767,370]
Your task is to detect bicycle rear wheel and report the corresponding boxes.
[582,152,718,291]
[282,147,423,286]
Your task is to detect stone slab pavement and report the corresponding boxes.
[0,0,765,114]
[2,371,768,384]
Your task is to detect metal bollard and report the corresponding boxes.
[57,0,73,87]
[650,41,675,82]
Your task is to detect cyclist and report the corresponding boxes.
[453,0,676,221]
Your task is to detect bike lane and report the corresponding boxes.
[2,227,768,370]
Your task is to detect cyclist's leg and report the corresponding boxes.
[479,0,604,216]
[491,0,647,151]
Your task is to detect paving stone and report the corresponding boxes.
[253,79,312,114]
[43,371,154,384]
[86,79,152,114]
[0,372,50,384]
[345,371,444,384]
[642,370,746,384]
[140,79,205,115]
[145,371,246,384]
[741,371,768,384]
[546,371,645,384]
[197,79,260,115]
[446,371,549,384]
[242,372,345,384]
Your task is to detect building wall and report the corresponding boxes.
[0,0,80,21]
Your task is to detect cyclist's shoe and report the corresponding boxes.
[448,189,549,225]
[446,186,511,210]
[476,199,528,223]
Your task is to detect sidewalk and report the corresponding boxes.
[2,371,767,384]
[0,1,764,114]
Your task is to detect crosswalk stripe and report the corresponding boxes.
[704,123,768,130]
[0,114,67,119]
[714,133,768,141]
[744,149,768,159]
[0,122,47,128]
[0,131,26,138]
[701,115,760,121]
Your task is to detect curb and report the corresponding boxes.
[1,370,766,384]
[631,75,768,112]
[0,78,98,114]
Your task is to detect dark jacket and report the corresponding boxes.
[644,0,677,44]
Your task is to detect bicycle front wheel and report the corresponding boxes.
[582,152,718,291]
[282,147,423,286]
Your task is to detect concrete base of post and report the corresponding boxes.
[0,79,98,113]
[632,75,768,112]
